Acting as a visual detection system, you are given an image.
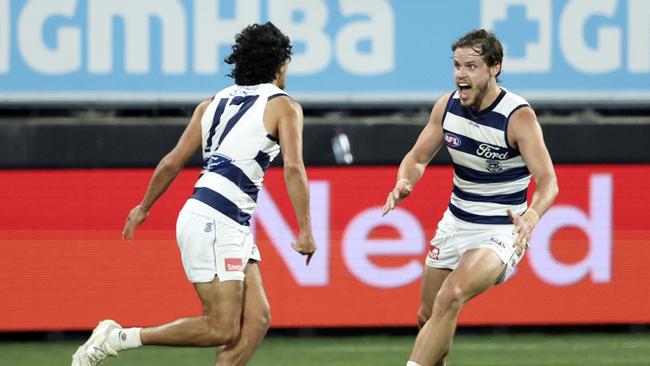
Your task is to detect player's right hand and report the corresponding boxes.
[507,208,537,255]
[121,204,149,241]
[382,178,413,216]
[291,230,317,266]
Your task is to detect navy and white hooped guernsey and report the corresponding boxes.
[182,83,286,230]
[442,88,531,225]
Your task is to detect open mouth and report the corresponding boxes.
[457,84,471,99]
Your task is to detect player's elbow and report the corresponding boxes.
[158,154,184,175]
[283,161,305,176]
[404,151,429,174]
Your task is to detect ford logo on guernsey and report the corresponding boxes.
[477,143,509,160]
[444,133,461,148]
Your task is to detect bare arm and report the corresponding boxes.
[273,97,316,265]
[121,100,208,240]
[383,93,449,215]
[506,106,559,250]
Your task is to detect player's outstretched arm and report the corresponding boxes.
[383,93,449,215]
[122,100,208,241]
[507,106,559,252]
[275,97,316,265]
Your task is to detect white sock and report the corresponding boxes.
[406,362,422,366]
[107,327,142,351]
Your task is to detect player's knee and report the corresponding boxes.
[208,326,240,346]
[417,305,431,328]
[433,285,465,315]
[203,318,241,346]
[248,308,271,342]
[254,300,271,333]
[257,309,271,333]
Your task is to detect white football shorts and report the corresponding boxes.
[425,209,525,284]
[176,210,260,283]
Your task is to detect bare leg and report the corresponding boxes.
[417,266,451,328]
[215,262,270,366]
[140,277,243,347]
[409,248,505,366]
[417,266,451,366]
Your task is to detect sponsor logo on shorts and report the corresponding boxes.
[428,246,440,260]
[204,222,213,233]
[225,258,244,272]
[489,236,506,248]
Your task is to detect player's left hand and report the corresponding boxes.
[507,209,538,255]
[122,204,149,241]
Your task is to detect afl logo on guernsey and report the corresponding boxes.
[444,133,461,148]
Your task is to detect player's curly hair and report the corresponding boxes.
[452,29,503,82]
[225,22,293,86]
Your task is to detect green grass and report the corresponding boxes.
[1,333,649,365]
